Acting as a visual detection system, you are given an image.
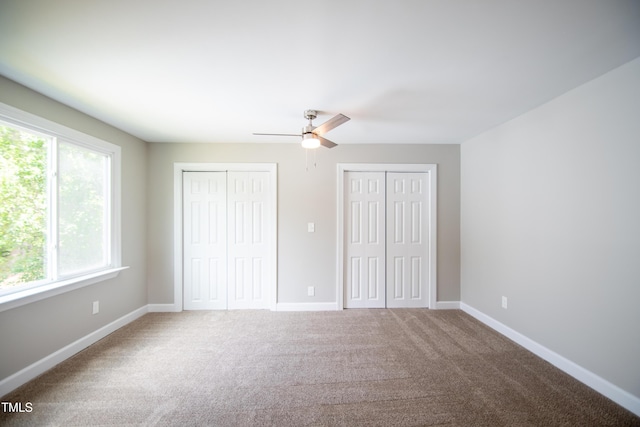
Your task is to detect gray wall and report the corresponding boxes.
[460,57,640,397]
[147,143,460,305]
[0,76,148,381]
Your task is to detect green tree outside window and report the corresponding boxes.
[0,125,48,288]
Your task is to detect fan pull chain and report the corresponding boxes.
[305,149,318,171]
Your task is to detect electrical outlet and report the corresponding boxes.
[308,222,315,233]
[307,286,315,297]
[501,296,508,309]
[92,300,99,315]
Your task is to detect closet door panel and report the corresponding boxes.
[227,171,271,309]
[386,173,428,308]
[344,171,386,308]
[183,172,228,310]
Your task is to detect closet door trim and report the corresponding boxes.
[337,163,437,309]
[174,163,277,312]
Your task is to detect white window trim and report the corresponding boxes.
[0,267,129,313]
[0,102,126,313]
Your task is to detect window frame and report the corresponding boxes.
[0,102,126,313]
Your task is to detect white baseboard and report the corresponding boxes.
[276,302,339,311]
[275,301,461,311]
[276,302,462,311]
[460,302,640,417]
[0,305,148,398]
[147,303,180,312]
[150,302,342,312]
[435,301,460,310]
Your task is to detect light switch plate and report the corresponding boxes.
[308,222,315,232]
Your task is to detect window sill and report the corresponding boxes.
[0,267,129,313]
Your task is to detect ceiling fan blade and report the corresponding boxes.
[253,133,301,137]
[318,135,337,148]
[312,113,350,136]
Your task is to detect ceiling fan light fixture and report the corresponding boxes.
[255,109,349,150]
[301,133,320,149]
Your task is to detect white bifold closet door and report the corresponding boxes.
[345,171,428,308]
[226,171,271,309]
[183,172,227,310]
[344,172,386,308]
[385,172,429,308]
[183,171,271,310]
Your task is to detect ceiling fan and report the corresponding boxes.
[254,110,350,149]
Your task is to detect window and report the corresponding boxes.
[0,103,123,310]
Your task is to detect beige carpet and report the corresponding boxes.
[1,309,638,426]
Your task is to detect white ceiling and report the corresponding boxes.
[1,0,639,145]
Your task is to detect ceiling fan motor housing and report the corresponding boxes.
[303,110,317,135]
[302,124,316,135]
